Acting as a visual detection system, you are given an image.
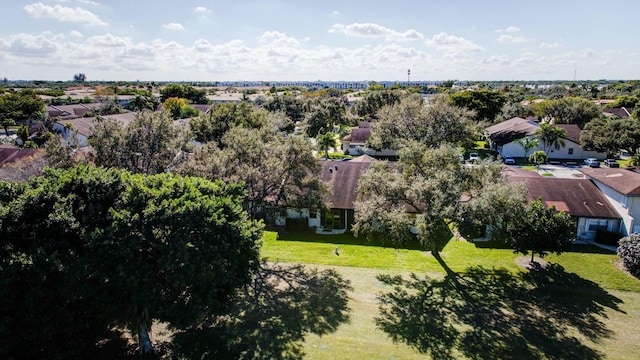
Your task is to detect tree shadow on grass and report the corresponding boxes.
[376,264,624,360]
[169,262,352,360]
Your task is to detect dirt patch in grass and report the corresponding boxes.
[514,256,549,270]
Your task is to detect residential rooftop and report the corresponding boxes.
[508,176,621,219]
[579,167,640,196]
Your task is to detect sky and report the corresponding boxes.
[1,0,639,82]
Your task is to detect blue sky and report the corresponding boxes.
[1,0,639,81]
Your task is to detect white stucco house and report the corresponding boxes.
[486,117,606,161]
[579,167,640,236]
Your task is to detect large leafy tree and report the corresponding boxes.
[179,126,325,219]
[604,95,639,109]
[534,122,568,155]
[88,111,186,174]
[127,94,158,112]
[0,116,14,135]
[532,97,601,127]
[367,94,476,151]
[580,118,614,154]
[162,97,200,119]
[449,89,507,122]
[263,94,306,123]
[497,101,535,122]
[351,89,403,119]
[581,117,640,158]
[189,101,267,144]
[303,97,348,137]
[458,180,528,241]
[0,166,263,358]
[160,83,208,104]
[353,142,506,258]
[0,90,45,129]
[504,199,575,263]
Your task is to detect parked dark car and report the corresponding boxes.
[604,159,620,168]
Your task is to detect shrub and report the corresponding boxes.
[595,229,623,246]
[618,234,640,277]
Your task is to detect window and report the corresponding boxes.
[568,148,574,155]
[587,219,608,232]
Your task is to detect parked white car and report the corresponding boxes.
[503,156,516,165]
[584,158,600,167]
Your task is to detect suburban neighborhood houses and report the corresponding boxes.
[2,79,640,360]
[1,83,639,245]
[3,0,640,357]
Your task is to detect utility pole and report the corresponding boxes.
[407,69,411,87]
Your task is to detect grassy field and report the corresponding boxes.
[261,229,640,359]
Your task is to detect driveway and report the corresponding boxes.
[536,164,586,179]
[502,164,585,179]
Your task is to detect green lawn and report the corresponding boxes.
[261,229,640,359]
[520,165,538,171]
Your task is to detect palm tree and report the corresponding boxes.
[534,123,568,155]
[529,150,548,166]
[516,137,539,164]
[317,131,338,160]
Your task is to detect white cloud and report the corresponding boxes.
[23,2,107,26]
[498,34,528,44]
[2,33,59,56]
[77,0,101,6]
[496,26,520,33]
[0,25,636,81]
[162,23,185,31]
[85,33,131,47]
[425,32,483,53]
[331,10,340,16]
[329,23,423,42]
[194,6,211,14]
[259,31,304,47]
[540,42,560,49]
[479,55,510,65]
